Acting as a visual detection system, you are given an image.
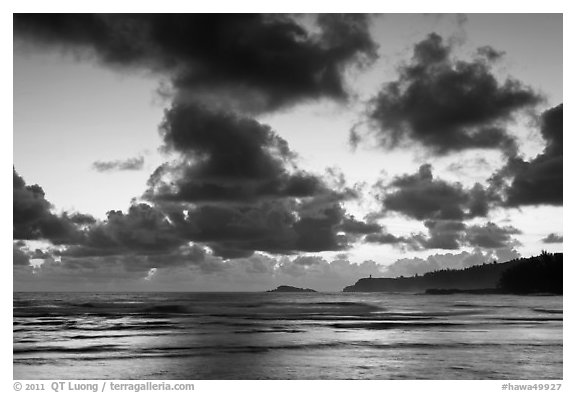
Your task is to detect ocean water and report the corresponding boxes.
[13,292,562,380]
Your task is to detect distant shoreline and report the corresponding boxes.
[343,252,562,295]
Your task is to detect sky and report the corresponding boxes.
[12,13,563,291]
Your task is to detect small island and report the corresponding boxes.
[267,285,317,293]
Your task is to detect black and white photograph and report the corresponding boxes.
[12,11,564,382]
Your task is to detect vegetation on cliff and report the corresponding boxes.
[343,252,562,294]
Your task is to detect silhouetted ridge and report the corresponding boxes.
[343,252,562,294]
[498,251,562,294]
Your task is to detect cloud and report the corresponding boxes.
[542,233,563,244]
[494,104,563,207]
[416,220,520,251]
[14,161,360,261]
[381,248,521,278]
[539,104,563,156]
[61,203,188,257]
[378,164,496,221]
[365,219,521,251]
[138,102,363,257]
[15,249,386,292]
[16,14,376,261]
[422,220,466,250]
[274,256,384,290]
[13,168,91,244]
[14,14,377,113]
[13,241,55,266]
[13,243,31,266]
[364,232,426,252]
[162,198,351,257]
[464,222,521,248]
[364,221,468,252]
[15,242,218,290]
[92,156,144,172]
[476,46,505,62]
[163,201,297,257]
[58,195,359,260]
[14,168,51,239]
[364,33,541,154]
[145,103,329,204]
[68,213,97,225]
[338,215,382,234]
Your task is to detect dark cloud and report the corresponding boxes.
[14,168,51,239]
[163,199,350,257]
[13,243,30,266]
[539,104,563,156]
[364,165,518,250]
[419,221,520,251]
[14,14,377,113]
[364,232,426,252]
[467,183,492,217]
[379,164,496,221]
[138,102,361,257]
[423,220,466,250]
[365,33,541,154]
[13,168,90,244]
[16,14,374,259]
[365,219,521,252]
[122,244,211,273]
[61,203,187,258]
[13,243,54,266]
[363,222,460,251]
[501,155,562,206]
[293,203,349,252]
[495,104,563,207]
[68,213,97,226]
[464,222,521,248]
[476,46,505,62]
[145,103,329,204]
[92,156,144,172]
[338,215,382,234]
[542,233,563,244]
[165,201,296,257]
[13,169,356,262]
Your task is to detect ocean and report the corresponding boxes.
[13,292,562,380]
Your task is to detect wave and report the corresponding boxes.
[14,340,563,363]
[14,344,125,354]
[329,321,465,330]
[141,304,193,314]
[532,308,563,314]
